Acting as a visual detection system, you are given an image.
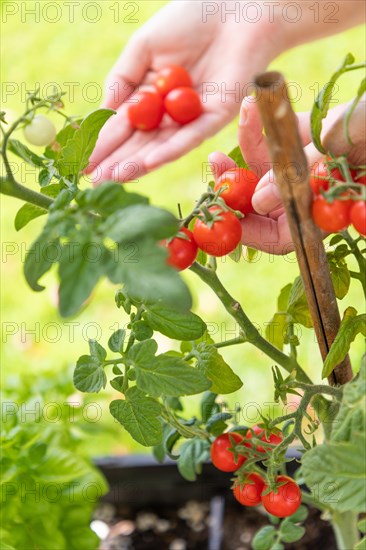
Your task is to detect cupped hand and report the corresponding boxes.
[88,1,280,184]
[209,96,365,254]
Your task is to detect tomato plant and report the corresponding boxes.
[164,87,202,124]
[233,473,265,507]
[193,206,242,256]
[23,114,56,146]
[165,227,198,270]
[155,64,192,97]
[210,433,245,472]
[261,476,302,518]
[127,89,165,130]
[214,167,259,214]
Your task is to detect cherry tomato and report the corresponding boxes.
[165,228,198,271]
[312,196,351,233]
[164,87,202,125]
[261,475,302,518]
[233,473,265,506]
[244,425,283,453]
[155,65,192,97]
[214,168,259,215]
[210,433,245,472]
[193,207,242,257]
[310,161,344,195]
[127,89,164,131]
[23,114,56,147]
[352,171,366,186]
[350,201,366,236]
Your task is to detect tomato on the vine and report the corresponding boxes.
[214,167,259,215]
[23,114,56,147]
[244,425,283,453]
[210,433,245,472]
[309,160,344,195]
[165,228,198,271]
[261,475,302,518]
[352,171,366,186]
[155,65,192,97]
[350,201,366,236]
[233,473,265,506]
[312,196,351,233]
[164,87,202,125]
[193,207,242,257]
[127,89,164,131]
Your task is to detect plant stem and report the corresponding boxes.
[214,337,246,349]
[0,176,53,209]
[190,262,312,383]
[331,511,360,550]
[342,230,366,297]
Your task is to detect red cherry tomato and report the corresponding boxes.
[214,168,259,215]
[210,433,245,472]
[261,475,302,518]
[155,65,192,97]
[312,196,351,233]
[353,171,366,186]
[310,161,344,195]
[127,89,164,131]
[244,425,283,453]
[164,87,202,125]
[165,228,198,271]
[350,201,366,236]
[193,207,242,257]
[233,473,265,506]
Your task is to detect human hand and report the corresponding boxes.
[88,1,281,184]
[208,96,366,254]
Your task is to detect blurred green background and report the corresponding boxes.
[1,1,365,455]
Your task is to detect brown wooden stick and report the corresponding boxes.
[255,71,353,386]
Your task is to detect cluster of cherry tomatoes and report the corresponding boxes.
[127,65,202,131]
[210,428,302,518]
[165,167,259,270]
[310,159,366,236]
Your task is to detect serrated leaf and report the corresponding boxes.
[58,109,115,176]
[228,145,247,168]
[128,340,211,397]
[177,438,210,481]
[252,525,277,550]
[110,387,162,446]
[279,521,305,543]
[102,204,178,242]
[8,138,45,167]
[322,308,365,378]
[287,277,313,328]
[143,306,206,341]
[110,376,124,392]
[73,355,106,393]
[15,203,47,231]
[331,363,366,442]
[328,256,350,299]
[329,234,344,246]
[78,181,148,215]
[44,118,83,160]
[108,329,126,353]
[195,342,242,394]
[132,320,154,341]
[89,339,107,362]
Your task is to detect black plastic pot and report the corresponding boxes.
[94,452,335,550]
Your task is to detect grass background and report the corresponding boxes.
[1,1,365,455]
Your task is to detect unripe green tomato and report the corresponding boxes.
[23,114,56,146]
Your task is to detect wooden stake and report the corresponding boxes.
[255,71,353,386]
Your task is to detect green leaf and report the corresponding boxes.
[108,239,192,311]
[34,449,92,483]
[278,284,292,311]
[102,204,178,242]
[143,306,206,341]
[252,525,277,550]
[24,229,61,291]
[228,242,242,263]
[195,343,242,394]
[310,53,355,152]
[177,438,210,481]
[78,181,148,215]
[358,518,366,534]
[266,313,290,351]
[322,308,365,378]
[228,145,247,168]
[132,320,154,341]
[354,536,366,550]
[8,138,45,167]
[38,166,57,187]
[201,392,219,422]
[14,203,47,231]
[58,109,115,176]
[302,434,366,513]
[108,329,126,353]
[279,520,305,543]
[287,277,313,328]
[44,118,82,160]
[58,239,106,317]
[89,340,107,362]
[73,355,106,393]
[287,505,308,523]
[128,340,211,397]
[110,387,162,447]
[110,376,124,392]
[328,255,350,299]
[206,412,232,435]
